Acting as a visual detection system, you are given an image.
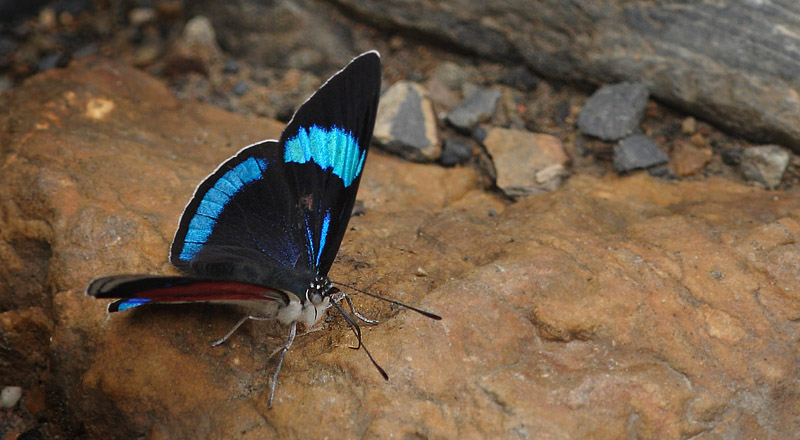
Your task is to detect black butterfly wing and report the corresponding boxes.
[170,51,381,291]
[86,275,290,312]
[279,51,381,274]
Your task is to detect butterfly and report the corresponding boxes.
[86,51,440,407]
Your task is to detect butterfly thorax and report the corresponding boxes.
[276,275,337,328]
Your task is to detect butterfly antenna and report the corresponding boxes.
[330,300,388,380]
[331,281,442,320]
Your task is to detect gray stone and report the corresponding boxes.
[578,83,649,141]
[425,62,473,110]
[740,145,790,189]
[613,135,668,173]
[330,0,800,152]
[430,61,471,91]
[37,52,64,72]
[374,81,440,162]
[446,88,501,133]
[721,149,743,166]
[441,139,473,166]
[222,59,240,74]
[231,80,249,96]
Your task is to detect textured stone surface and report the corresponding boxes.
[672,138,712,177]
[188,0,363,71]
[440,138,473,166]
[482,127,570,196]
[373,81,440,162]
[613,135,669,173]
[3,58,800,439]
[577,82,649,141]
[740,145,791,188]
[446,87,501,133]
[330,0,800,151]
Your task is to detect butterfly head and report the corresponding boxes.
[305,275,338,306]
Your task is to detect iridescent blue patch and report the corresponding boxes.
[179,157,268,261]
[116,297,152,311]
[316,211,331,267]
[284,125,365,187]
[302,210,332,268]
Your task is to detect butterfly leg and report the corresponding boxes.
[268,321,297,408]
[210,314,272,347]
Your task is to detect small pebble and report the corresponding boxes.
[37,52,64,71]
[183,16,217,48]
[721,149,742,166]
[430,62,470,91]
[416,267,429,277]
[740,145,790,189]
[73,42,99,59]
[681,117,697,134]
[223,59,240,74]
[578,82,649,141]
[0,386,22,409]
[440,138,473,166]
[613,135,668,174]
[447,88,501,133]
[231,80,249,97]
[129,8,156,27]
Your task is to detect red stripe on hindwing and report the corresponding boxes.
[124,281,282,302]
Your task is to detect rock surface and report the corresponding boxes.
[373,81,440,162]
[330,0,800,151]
[2,59,800,439]
[613,135,669,174]
[672,138,713,177]
[440,138,473,166]
[740,145,791,188]
[446,87,502,133]
[482,127,570,195]
[577,82,649,141]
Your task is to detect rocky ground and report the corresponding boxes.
[1,1,800,439]
[1,0,797,192]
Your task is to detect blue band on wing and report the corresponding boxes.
[284,125,366,187]
[115,298,151,311]
[317,211,331,267]
[303,209,332,269]
[179,157,269,261]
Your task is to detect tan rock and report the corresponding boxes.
[483,127,570,195]
[672,138,712,176]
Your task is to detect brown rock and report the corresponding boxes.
[671,138,712,176]
[482,127,570,195]
[165,16,222,76]
[681,116,697,134]
[3,58,800,439]
[0,307,53,386]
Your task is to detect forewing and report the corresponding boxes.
[170,140,312,280]
[170,51,381,280]
[279,51,381,274]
